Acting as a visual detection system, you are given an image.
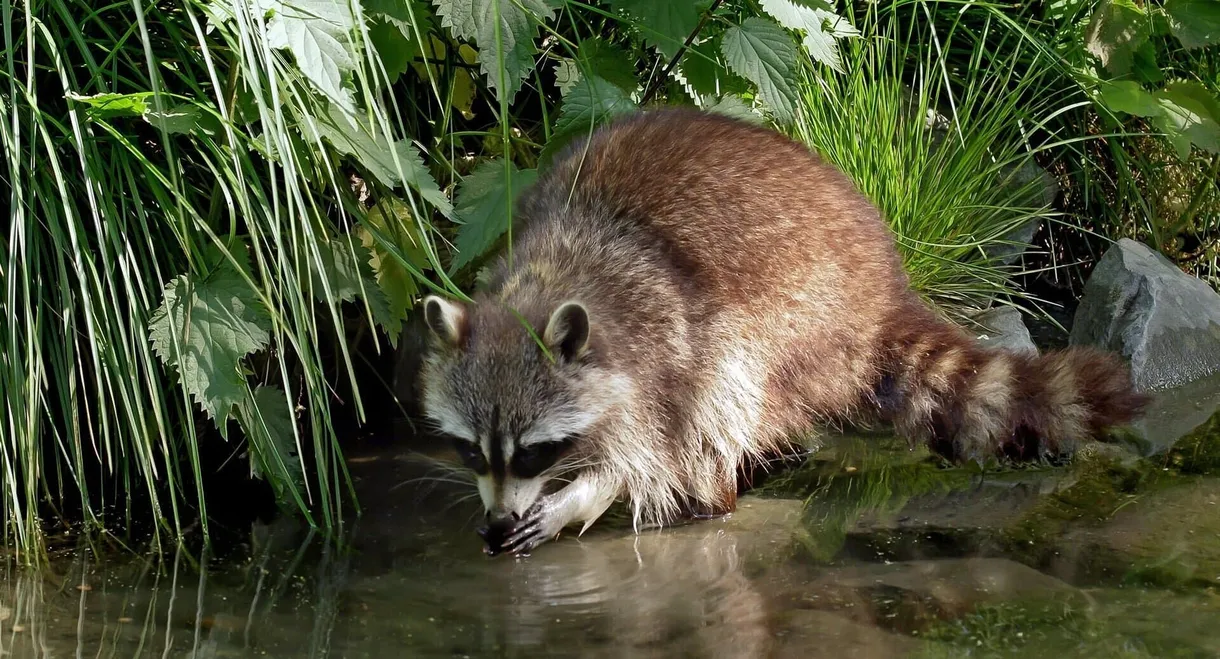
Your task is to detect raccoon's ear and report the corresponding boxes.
[544,301,590,361]
[423,295,468,348]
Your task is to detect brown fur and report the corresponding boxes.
[417,107,1149,539]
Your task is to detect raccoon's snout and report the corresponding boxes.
[478,510,521,555]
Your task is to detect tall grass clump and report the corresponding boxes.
[789,1,1086,323]
[0,0,467,563]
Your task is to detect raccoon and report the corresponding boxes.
[416,107,1149,556]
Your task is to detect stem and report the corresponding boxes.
[639,0,725,106]
[1174,153,1220,237]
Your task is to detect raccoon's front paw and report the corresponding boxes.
[501,496,566,556]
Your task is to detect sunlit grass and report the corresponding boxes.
[788,0,1087,323]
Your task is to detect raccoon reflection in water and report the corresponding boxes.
[415,108,1149,557]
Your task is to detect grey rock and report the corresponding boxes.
[988,160,1059,265]
[1070,238,1220,391]
[973,306,1038,355]
[1128,370,1220,455]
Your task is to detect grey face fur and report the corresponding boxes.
[418,295,618,522]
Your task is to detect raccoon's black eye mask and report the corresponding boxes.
[452,438,489,475]
[449,434,579,479]
[510,435,577,479]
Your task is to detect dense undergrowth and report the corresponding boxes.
[1,0,1217,562]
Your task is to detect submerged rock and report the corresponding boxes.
[1070,238,1220,391]
[1047,477,1220,588]
[972,306,1038,355]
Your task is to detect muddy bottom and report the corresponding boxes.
[5,379,1220,658]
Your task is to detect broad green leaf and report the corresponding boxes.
[759,0,857,73]
[552,39,638,97]
[605,0,702,59]
[1131,40,1164,84]
[704,94,762,123]
[317,103,453,217]
[721,17,800,124]
[554,58,581,96]
[65,91,153,118]
[450,159,539,273]
[313,236,404,339]
[1154,81,1220,158]
[237,385,306,508]
[148,266,272,423]
[361,197,437,322]
[367,0,434,31]
[368,18,415,83]
[433,0,557,105]
[1165,0,1220,49]
[265,0,359,111]
[575,37,638,93]
[678,36,749,101]
[552,74,636,135]
[1045,0,1089,22]
[1097,80,1162,116]
[143,104,202,134]
[1082,0,1149,75]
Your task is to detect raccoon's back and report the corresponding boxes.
[516,108,908,305]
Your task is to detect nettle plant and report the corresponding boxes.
[9,0,860,552]
[1052,0,1219,254]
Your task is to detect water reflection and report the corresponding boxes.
[4,382,1220,658]
[0,496,806,658]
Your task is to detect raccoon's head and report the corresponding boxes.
[416,294,629,529]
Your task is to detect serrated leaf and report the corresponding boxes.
[554,58,581,96]
[1083,0,1149,75]
[540,75,636,166]
[552,39,639,98]
[361,196,436,321]
[434,0,556,105]
[721,17,800,124]
[317,103,453,217]
[313,236,405,339]
[237,385,306,508]
[450,159,538,272]
[759,0,857,73]
[367,0,434,30]
[1165,0,1220,49]
[265,0,359,110]
[65,91,153,119]
[605,0,702,59]
[148,266,272,423]
[1154,81,1220,159]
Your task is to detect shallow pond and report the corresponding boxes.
[5,374,1220,658]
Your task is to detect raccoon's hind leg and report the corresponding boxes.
[501,468,622,555]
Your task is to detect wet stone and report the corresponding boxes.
[1070,237,1220,391]
[972,306,1038,355]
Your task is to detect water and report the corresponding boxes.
[5,378,1220,658]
